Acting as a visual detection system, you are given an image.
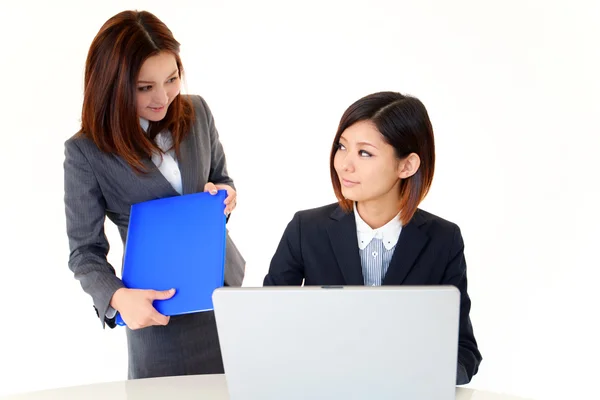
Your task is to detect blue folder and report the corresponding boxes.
[115,190,227,327]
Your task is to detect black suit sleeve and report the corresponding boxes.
[443,225,482,384]
[263,212,305,286]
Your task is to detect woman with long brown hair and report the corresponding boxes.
[63,10,245,379]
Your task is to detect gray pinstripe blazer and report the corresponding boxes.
[63,94,245,329]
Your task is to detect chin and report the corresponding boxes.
[340,189,362,202]
[142,111,168,122]
[145,115,166,122]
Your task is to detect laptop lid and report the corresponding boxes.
[213,286,460,400]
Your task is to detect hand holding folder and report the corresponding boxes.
[115,190,228,327]
[111,287,176,328]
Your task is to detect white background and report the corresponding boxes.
[1,0,599,399]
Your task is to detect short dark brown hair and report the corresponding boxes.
[79,10,194,172]
[330,91,435,225]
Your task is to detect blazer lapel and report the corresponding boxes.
[177,129,199,195]
[326,207,364,285]
[115,156,179,200]
[383,210,429,284]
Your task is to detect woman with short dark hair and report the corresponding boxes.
[264,91,482,384]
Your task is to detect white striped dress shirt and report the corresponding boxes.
[353,206,402,286]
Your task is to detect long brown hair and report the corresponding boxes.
[79,10,194,172]
[330,92,436,225]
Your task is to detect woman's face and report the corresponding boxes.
[333,120,420,206]
[135,52,181,122]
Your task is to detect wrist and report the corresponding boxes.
[109,287,127,311]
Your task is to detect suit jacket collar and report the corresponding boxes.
[177,129,198,195]
[327,205,430,285]
[120,125,198,199]
[327,206,364,285]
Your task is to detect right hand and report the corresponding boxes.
[110,287,175,330]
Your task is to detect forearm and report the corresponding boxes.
[69,251,125,327]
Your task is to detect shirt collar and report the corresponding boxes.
[140,117,149,132]
[354,205,402,250]
[140,118,173,155]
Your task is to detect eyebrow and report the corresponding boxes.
[339,136,378,149]
[358,141,377,148]
[137,69,179,84]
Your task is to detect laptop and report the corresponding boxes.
[212,285,460,400]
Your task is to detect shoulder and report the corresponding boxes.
[184,93,207,110]
[278,202,341,242]
[412,208,463,243]
[285,203,345,234]
[180,94,219,142]
[413,208,459,229]
[293,202,342,223]
[182,94,213,123]
[64,133,101,160]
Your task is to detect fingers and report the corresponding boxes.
[145,290,174,327]
[149,288,176,300]
[224,196,237,215]
[216,185,236,214]
[123,289,175,330]
[126,307,170,330]
[224,193,236,205]
[208,183,237,215]
[150,309,170,326]
[204,182,218,195]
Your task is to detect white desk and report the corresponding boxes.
[1,374,530,400]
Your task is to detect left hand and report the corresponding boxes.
[204,182,237,215]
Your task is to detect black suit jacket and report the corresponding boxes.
[263,203,482,384]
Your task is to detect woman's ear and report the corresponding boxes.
[397,153,421,179]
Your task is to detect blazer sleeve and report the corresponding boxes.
[193,95,245,282]
[64,139,125,328]
[443,225,482,384]
[196,95,235,189]
[263,212,305,286]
